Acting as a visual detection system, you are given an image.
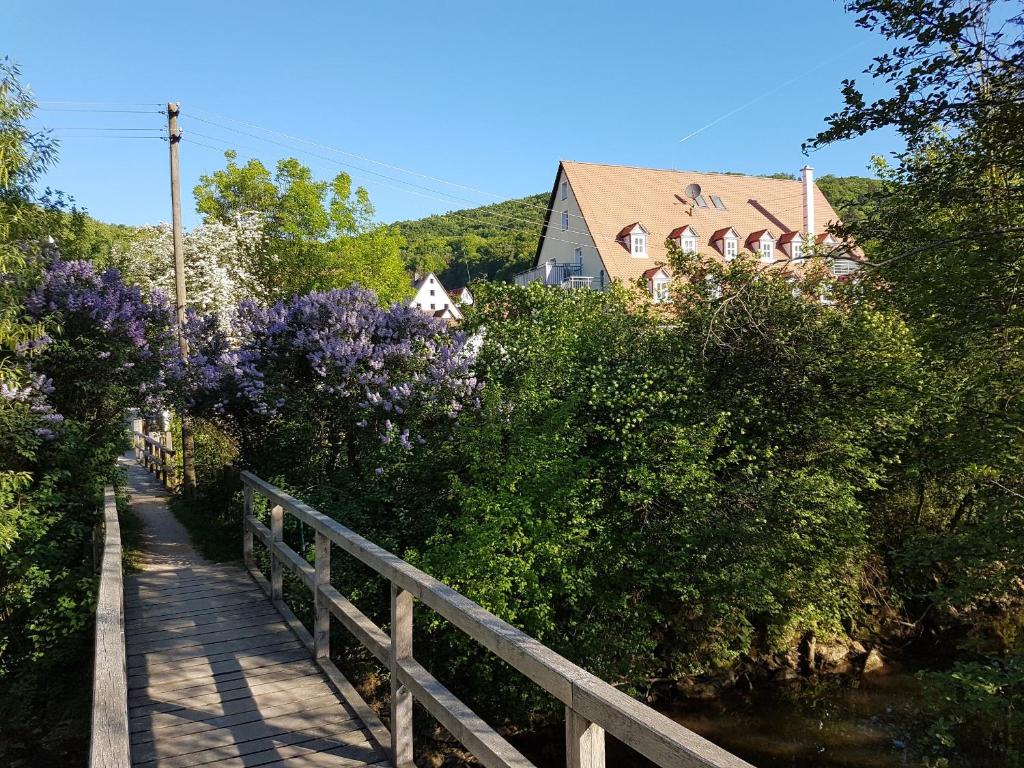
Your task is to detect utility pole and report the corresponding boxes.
[167,102,196,494]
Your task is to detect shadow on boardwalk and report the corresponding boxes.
[119,454,390,768]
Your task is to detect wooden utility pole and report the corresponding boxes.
[167,102,196,494]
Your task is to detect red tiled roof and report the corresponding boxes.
[777,231,801,245]
[642,265,670,280]
[711,226,737,241]
[616,222,646,239]
[669,224,698,239]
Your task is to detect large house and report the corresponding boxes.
[516,161,856,301]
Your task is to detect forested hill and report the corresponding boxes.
[393,193,548,286]
[393,174,881,287]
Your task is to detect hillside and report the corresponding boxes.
[394,175,882,286]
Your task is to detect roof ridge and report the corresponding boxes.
[561,159,806,183]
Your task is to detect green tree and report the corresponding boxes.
[194,151,411,302]
[810,3,1024,760]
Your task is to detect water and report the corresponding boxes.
[513,673,1010,768]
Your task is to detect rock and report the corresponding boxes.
[816,642,854,675]
[850,640,867,655]
[862,648,887,676]
[775,667,801,685]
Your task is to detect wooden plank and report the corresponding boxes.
[389,585,413,768]
[129,659,322,704]
[128,620,288,654]
[395,657,534,768]
[135,720,369,768]
[566,707,605,768]
[128,646,310,690]
[184,729,378,768]
[129,671,328,715]
[314,531,330,660]
[130,693,344,746]
[126,627,298,668]
[318,585,389,664]
[131,707,359,763]
[90,485,131,768]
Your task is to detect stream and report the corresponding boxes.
[512,672,1009,768]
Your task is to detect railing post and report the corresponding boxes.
[270,504,283,603]
[161,429,174,489]
[242,484,254,571]
[314,531,330,659]
[566,708,605,768]
[390,583,413,767]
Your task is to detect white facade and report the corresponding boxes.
[531,166,608,290]
[410,272,463,321]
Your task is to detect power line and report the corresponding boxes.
[38,100,164,107]
[36,107,164,114]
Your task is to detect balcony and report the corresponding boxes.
[514,261,595,289]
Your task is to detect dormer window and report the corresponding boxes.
[670,225,699,254]
[617,223,649,258]
[711,227,740,261]
[777,232,805,263]
[644,266,671,303]
[746,230,776,263]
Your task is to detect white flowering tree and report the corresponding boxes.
[112,216,267,321]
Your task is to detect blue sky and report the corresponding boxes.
[7,1,899,229]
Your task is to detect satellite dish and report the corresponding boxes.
[684,183,702,199]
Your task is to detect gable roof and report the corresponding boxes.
[538,161,845,282]
[777,231,802,245]
[642,266,670,280]
[669,224,698,239]
[616,222,647,239]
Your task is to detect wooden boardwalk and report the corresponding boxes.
[120,457,390,768]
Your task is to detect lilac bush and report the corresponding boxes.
[184,287,479,468]
[23,257,178,420]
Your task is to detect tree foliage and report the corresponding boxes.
[194,151,411,302]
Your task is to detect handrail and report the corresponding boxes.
[90,486,130,768]
[241,471,754,768]
[131,421,177,489]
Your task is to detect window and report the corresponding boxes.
[711,195,726,210]
[792,242,804,261]
[680,236,697,253]
[706,276,722,299]
[760,241,774,262]
[632,235,646,255]
[574,246,583,266]
[724,238,738,260]
[429,277,434,284]
[430,303,436,309]
[560,180,568,200]
[694,194,708,208]
[416,303,422,309]
[652,279,670,303]
[429,289,435,296]
[561,210,569,231]
[599,270,605,288]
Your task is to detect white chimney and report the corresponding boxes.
[801,165,815,238]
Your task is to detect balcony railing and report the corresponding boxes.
[514,261,592,288]
[561,275,593,290]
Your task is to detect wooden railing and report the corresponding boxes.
[90,486,130,768]
[131,420,176,489]
[241,471,754,768]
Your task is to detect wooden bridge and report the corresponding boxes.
[90,433,755,768]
